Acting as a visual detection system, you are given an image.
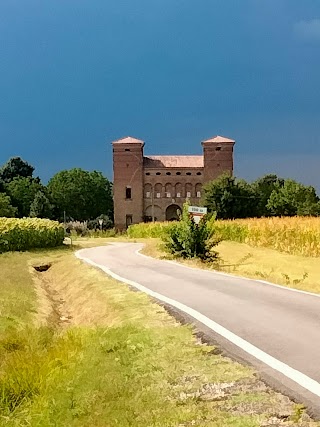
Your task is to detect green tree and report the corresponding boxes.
[203,173,258,219]
[0,157,35,183]
[251,174,285,217]
[0,193,17,217]
[267,179,320,216]
[30,191,54,218]
[47,168,113,221]
[0,178,5,193]
[6,177,43,217]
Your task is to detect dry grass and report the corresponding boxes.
[141,238,320,294]
[32,248,177,329]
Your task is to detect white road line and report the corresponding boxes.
[75,248,320,399]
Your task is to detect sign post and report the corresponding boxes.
[188,206,207,224]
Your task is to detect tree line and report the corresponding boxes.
[0,157,113,225]
[1,156,319,223]
[203,173,320,219]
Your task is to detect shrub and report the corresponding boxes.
[65,220,89,236]
[162,203,220,262]
[0,218,64,253]
[127,215,320,258]
[87,214,114,231]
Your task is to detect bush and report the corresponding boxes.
[162,203,220,262]
[66,215,114,237]
[87,214,113,231]
[65,220,89,236]
[0,218,64,252]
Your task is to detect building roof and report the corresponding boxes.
[202,135,235,143]
[112,136,145,144]
[144,155,204,168]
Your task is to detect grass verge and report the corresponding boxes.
[0,244,318,426]
[139,238,320,294]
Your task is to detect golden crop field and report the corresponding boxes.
[128,217,320,258]
[0,217,64,252]
[214,217,320,257]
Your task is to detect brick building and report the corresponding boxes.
[112,135,235,230]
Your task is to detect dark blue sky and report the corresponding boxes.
[1,1,320,188]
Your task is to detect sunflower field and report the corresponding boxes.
[0,218,64,252]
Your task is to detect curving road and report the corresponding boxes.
[77,242,320,418]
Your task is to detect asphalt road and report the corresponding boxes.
[77,242,320,417]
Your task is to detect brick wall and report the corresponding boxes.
[113,141,144,230]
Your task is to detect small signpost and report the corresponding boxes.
[188,206,207,224]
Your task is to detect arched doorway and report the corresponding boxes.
[144,205,162,222]
[166,204,182,221]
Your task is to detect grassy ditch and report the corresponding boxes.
[0,245,318,426]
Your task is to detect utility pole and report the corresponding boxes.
[63,210,66,236]
[151,187,155,222]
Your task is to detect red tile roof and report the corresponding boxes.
[202,135,235,143]
[144,156,204,168]
[112,136,145,144]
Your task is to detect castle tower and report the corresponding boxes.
[112,136,144,230]
[202,135,235,183]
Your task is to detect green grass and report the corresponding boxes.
[0,244,318,426]
[0,252,38,332]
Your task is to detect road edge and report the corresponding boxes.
[75,247,320,410]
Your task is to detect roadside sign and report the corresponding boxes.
[188,206,207,224]
[188,206,207,215]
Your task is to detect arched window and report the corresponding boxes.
[175,182,182,198]
[185,183,192,199]
[144,183,152,198]
[195,183,202,198]
[154,183,162,199]
[165,183,172,198]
